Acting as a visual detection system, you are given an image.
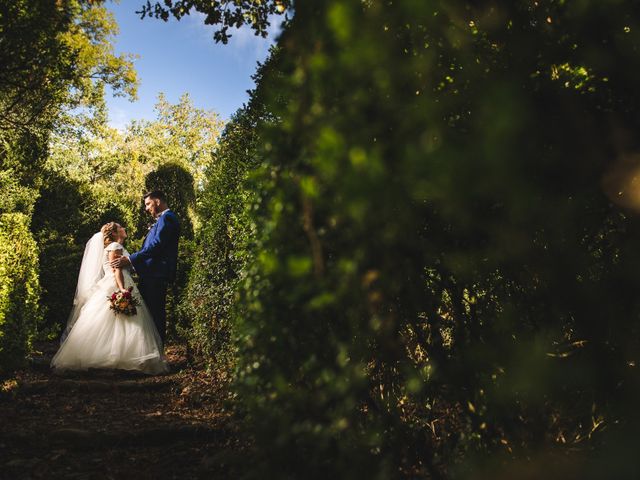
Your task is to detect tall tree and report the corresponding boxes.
[0,0,138,370]
[130,93,224,189]
[0,0,137,154]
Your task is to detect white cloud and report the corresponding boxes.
[184,11,282,66]
[109,105,132,131]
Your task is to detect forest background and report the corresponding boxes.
[2,0,640,478]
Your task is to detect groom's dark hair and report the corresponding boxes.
[144,190,167,203]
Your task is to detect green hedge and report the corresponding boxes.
[181,104,261,370]
[169,238,196,341]
[35,238,83,339]
[0,212,42,374]
[0,169,35,217]
[221,2,640,477]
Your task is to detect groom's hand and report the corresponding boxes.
[110,256,131,269]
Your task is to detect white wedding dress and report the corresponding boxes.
[51,238,167,374]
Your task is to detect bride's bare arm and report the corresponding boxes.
[108,249,126,291]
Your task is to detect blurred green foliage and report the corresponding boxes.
[176,0,640,477]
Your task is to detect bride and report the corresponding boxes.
[51,222,168,374]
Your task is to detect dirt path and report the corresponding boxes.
[0,342,239,479]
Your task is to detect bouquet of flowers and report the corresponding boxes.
[108,286,140,315]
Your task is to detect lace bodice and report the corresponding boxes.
[103,242,129,276]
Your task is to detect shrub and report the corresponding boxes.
[35,238,84,339]
[169,237,196,341]
[31,170,92,240]
[0,169,36,216]
[0,213,42,374]
[181,104,262,371]
[227,1,640,477]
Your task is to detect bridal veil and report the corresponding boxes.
[61,231,104,342]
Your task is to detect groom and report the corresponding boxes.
[112,190,180,344]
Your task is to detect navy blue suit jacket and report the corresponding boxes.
[130,210,180,280]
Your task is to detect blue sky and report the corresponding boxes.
[105,2,280,129]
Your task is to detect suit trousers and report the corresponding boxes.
[138,276,168,344]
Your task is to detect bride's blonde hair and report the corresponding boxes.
[101,222,119,247]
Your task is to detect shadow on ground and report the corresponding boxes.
[0,341,240,479]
